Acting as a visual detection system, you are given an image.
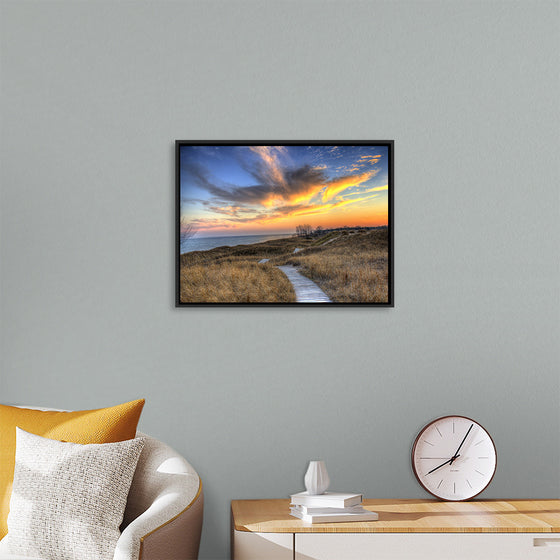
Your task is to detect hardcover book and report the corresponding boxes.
[289,506,378,524]
[290,491,363,508]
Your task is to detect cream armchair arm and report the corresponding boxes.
[114,433,203,560]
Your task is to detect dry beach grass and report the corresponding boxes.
[179,229,389,303]
[180,260,296,303]
[272,229,389,303]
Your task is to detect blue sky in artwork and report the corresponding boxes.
[180,144,389,236]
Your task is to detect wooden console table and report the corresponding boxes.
[231,499,560,559]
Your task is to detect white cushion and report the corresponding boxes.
[2,428,144,560]
[0,538,45,559]
[0,555,44,559]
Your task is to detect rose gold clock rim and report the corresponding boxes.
[411,415,498,502]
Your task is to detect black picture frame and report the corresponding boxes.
[176,140,394,307]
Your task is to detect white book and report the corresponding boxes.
[292,504,365,514]
[290,491,363,508]
[290,506,378,524]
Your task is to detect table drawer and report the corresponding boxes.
[233,531,293,560]
[296,533,560,560]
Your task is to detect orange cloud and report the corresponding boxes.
[286,181,325,205]
[322,171,376,201]
[357,155,382,165]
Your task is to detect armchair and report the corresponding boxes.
[117,432,203,560]
[0,430,203,560]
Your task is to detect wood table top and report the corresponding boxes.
[231,499,560,533]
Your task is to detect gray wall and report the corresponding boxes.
[1,1,558,558]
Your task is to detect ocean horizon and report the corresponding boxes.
[180,233,292,254]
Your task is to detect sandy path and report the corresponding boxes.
[277,265,332,303]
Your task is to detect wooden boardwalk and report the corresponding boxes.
[277,265,332,303]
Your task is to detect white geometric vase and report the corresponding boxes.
[304,460,330,495]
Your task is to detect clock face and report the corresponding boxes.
[412,416,497,501]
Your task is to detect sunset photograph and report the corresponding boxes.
[176,141,393,305]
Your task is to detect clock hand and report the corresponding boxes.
[426,455,460,475]
[449,424,473,464]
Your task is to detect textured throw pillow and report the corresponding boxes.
[3,428,145,560]
[0,398,144,537]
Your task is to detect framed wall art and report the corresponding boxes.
[176,140,393,306]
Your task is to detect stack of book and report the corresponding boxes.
[289,491,378,524]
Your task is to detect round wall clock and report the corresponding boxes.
[411,415,497,501]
